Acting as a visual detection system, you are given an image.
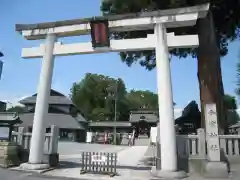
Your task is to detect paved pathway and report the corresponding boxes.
[117,146,148,166]
[6,142,240,180]
[3,163,240,180]
[58,142,127,155]
[58,142,127,161]
[115,146,150,179]
[45,145,150,180]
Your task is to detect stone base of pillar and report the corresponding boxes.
[151,166,187,179]
[203,161,229,178]
[20,162,49,170]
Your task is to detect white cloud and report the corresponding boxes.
[2,95,28,109]
[2,96,26,109]
[0,89,32,109]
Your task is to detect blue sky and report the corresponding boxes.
[0,0,239,108]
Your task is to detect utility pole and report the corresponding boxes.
[106,80,118,145]
[113,81,118,145]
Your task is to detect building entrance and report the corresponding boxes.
[133,120,150,138]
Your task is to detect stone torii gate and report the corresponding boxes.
[16,3,213,179]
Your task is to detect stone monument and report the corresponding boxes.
[0,112,22,167]
[204,103,229,178]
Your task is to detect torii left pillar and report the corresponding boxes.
[151,23,186,179]
[21,34,56,170]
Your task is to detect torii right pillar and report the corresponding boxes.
[152,22,229,179]
[151,22,187,179]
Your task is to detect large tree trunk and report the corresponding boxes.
[197,11,226,133]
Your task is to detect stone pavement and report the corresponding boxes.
[5,142,240,180]
[57,142,128,162]
[3,164,240,180]
[58,142,127,156]
[44,146,149,180]
[117,146,148,166]
[44,143,240,180]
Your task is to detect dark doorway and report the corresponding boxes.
[135,120,150,138]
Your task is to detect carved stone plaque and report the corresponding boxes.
[205,104,220,161]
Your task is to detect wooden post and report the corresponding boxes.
[8,125,13,142]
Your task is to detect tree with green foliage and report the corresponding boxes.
[236,54,240,98]
[223,94,239,128]
[101,0,240,131]
[223,94,237,110]
[70,73,160,122]
[126,90,159,110]
[70,73,129,121]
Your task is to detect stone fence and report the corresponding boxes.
[11,125,59,166]
[177,128,240,162]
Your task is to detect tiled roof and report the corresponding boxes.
[89,121,131,127]
[129,113,158,123]
[0,112,21,124]
[19,96,73,105]
[18,113,85,130]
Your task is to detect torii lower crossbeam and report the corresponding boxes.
[21,34,199,58]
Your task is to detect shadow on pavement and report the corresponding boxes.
[116,165,151,170]
[56,161,81,169]
[139,155,190,173]
[140,156,155,165]
[56,161,151,171]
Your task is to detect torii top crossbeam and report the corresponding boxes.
[16,3,209,40]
